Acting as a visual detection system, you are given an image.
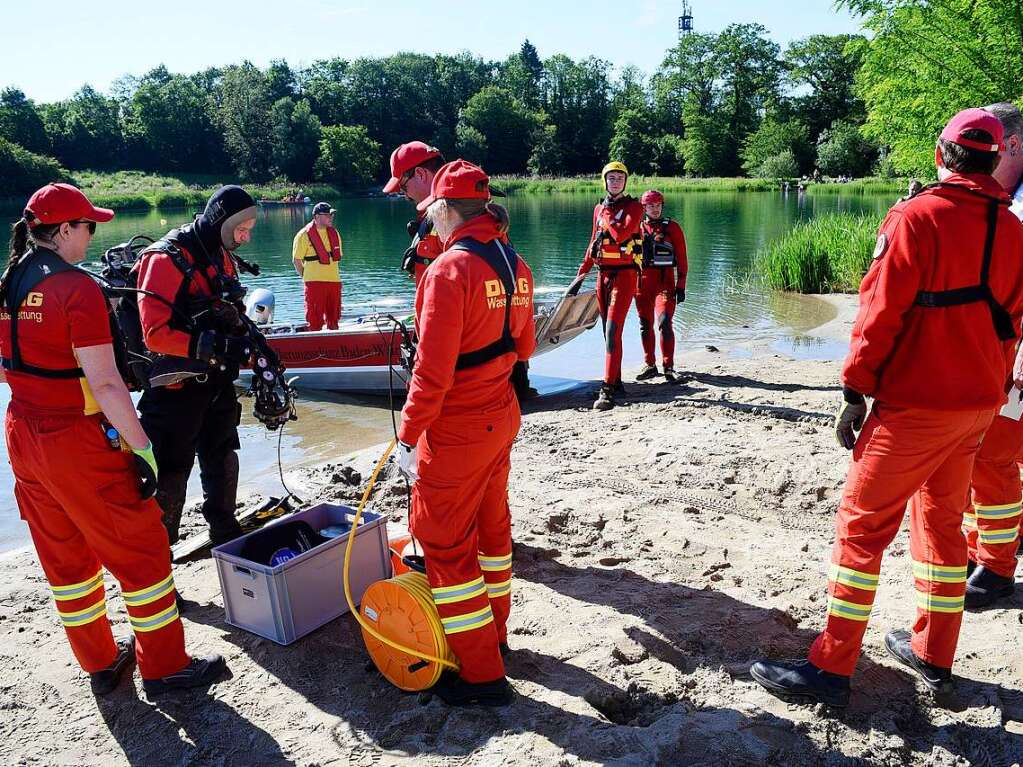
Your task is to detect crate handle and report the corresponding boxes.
[232,565,256,578]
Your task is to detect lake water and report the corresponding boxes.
[0,189,892,551]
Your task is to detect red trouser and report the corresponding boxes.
[6,406,189,680]
[808,404,992,675]
[635,267,677,368]
[304,280,342,331]
[410,394,520,683]
[963,413,1023,578]
[596,268,638,386]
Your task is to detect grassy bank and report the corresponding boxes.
[753,212,882,293]
[40,171,344,212]
[493,175,779,194]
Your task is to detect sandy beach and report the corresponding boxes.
[1,293,1021,766]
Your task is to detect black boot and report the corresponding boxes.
[593,385,615,411]
[883,629,953,693]
[90,636,136,696]
[964,565,1016,609]
[142,655,228,697]
[636,364,659,381]
[749,658,850,707]
[429,672,514,707]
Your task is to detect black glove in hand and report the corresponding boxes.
[195,331,252,365]
[195,330,218,363]
[675,288,685,303]
[222,334,253,364]
[835,389,868,450]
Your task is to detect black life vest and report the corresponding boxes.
[912,183,1016,342]
[0,248,130,382]
[452,238,521,370]
[401,216,436,276]
[641,218,677,268]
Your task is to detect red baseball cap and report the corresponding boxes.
[383,141,443,194]
[416,160,491,212]
[939,108,1004,152]
[24,183,115,228]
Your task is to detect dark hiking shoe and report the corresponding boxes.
[663,366,684,383]
[594,386,615,411]
[499,642,511,657]
[429,673,514,707]
[750,658,850,708]
[90,636,136,696]
[613,381,626,396]
[965,566,1016,609]
[636,364,659,381]
[884,629,953,693]
[142,655,227,697]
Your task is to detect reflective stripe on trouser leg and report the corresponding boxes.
[911,559,966,666]
[480,551,512,644]
[967,414,1023,577]
[809,407,992,677]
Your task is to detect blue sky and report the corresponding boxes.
[1,0,862,102]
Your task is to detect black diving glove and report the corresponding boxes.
[835,388,868,450]
[195,331,252,365]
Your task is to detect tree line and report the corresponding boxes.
[2,1,1018,197]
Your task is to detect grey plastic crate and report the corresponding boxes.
[212,503,390,645]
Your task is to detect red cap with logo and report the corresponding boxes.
[383,141,443,194]
[416,160,491,212]
[939,108,1004,153]
[24,183,115,228]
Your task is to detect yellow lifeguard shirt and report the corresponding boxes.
[292,225,342,283]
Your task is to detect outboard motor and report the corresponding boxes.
[245,288,276,325]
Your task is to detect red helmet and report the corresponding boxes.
[641,190,664,205]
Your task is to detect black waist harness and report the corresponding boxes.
[913,188,1016,342]
[1,248,87,379]
[452,238,520,370]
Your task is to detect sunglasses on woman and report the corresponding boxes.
[71,220,97,234]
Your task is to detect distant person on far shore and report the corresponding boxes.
[751,108,1023,707]
[634,190,687,383]
[292,202,342,331]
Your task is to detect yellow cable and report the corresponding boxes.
[342,438,459,671]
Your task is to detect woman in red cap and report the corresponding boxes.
[394,160,535,706]
[635,189,688,382]
[0,183,225,697]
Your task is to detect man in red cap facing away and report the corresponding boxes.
[635,189,688,383]
[751,108,1023,706]
[959,102,1023,609]
[394,159,534,706]
[383,141,446,285]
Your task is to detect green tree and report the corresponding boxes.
[527,118,562,176]
[757,150,799,179]
[217,63,273,180]
[680,101,718,177]
[816,120,878,177]
[265,59,297,102]
[269,97,322,180]
[841,0,1023,175]
[714,24,784,175]
[315,124,381,187]
[0,137,69,197]
[0,88,49,155]
[654,32,719,129]
[122,71,225,172]
[499,40,544,110]
[741,119,808,176]
[456,86,535,173]
[784,34,867,139]
[608,106,660,175]
[541,55,614,174]
[43,85,124,170]
[455,124,488,166]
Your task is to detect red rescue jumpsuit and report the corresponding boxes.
[0,259,190,679]
[407,213,444,286]
[635,217,688,369]
[398,214,535,683]
[808,175,1023,676]
[576,196,644,387]
[963,416,1023,578]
